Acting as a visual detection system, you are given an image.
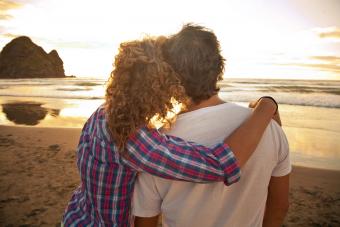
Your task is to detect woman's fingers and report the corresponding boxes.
[249,98,282,126]
[249,100,259,108]
[272,110,282,126]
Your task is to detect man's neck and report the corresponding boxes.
[186,95,226,112]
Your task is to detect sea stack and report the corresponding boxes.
[0,36,66,78]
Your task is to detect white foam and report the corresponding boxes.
[219,91,340,108]
[1,78,339,108]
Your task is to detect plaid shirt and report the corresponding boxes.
[62,105,240,226]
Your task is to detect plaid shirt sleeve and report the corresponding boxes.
[122,127,240,186]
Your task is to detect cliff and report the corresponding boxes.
[0,36,65,78]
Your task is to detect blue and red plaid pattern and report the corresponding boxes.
[62,105,240,226]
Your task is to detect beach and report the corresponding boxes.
[0,125,339,226]
[0,78,339,226]
[2,78,340,171]
[1,0,339,225]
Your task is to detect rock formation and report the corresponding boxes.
[0,36,66,78]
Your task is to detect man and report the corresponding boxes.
[132,24,291,227]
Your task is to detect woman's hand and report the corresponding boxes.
[249,97,282,126]
[272,110,282,126]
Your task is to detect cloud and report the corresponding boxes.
[2,33,18,38]
[317,27,340,39]
[310,56,340,64]
[1,33,105,50]
[0,14,12,20]
[52,41,103,49]
[0,0,22,21]
[278,62,340,73]
[297,63,340,72]
[276,55,340,73]
[0,0,21,12]
[0,26,4,33]
[38,38,108,49]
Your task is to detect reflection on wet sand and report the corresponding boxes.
[1,102,60,126]
[0,97,102,128]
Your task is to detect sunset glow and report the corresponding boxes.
[1,0,339,80]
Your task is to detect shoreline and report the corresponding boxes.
[1,123,340,171]
[0,125,340,226]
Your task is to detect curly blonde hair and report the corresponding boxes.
[105,37,188,151]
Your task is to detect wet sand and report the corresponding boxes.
[0,125,339,226]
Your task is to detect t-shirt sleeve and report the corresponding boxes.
[133,173,162,217]
[272,123,292,177]
[122,127,240,186]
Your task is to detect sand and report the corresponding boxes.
[0,125,339,226]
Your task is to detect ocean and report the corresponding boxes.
[0,77,339,170]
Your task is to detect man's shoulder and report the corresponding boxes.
[176,103,252,123]
[267,120,287,143]
[194,102,251,114]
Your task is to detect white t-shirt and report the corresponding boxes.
[133,103,291,227]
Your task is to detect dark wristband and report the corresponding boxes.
[259,96,278,114]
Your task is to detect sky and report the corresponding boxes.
[0,0,340,80]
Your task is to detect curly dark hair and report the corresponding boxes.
[105,36,187,150]
[162,24,225,104]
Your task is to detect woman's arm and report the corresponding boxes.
[122,97,277,185]
[225,98,277,167]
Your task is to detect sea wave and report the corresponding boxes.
[0,78,106,86]
[0,94,103,100]
[219,91,340,108]
[0,78,339,108]
[1,91,339,108]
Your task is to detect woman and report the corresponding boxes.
[62,36,277,226]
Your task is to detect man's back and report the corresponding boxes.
[133,103,291,227]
